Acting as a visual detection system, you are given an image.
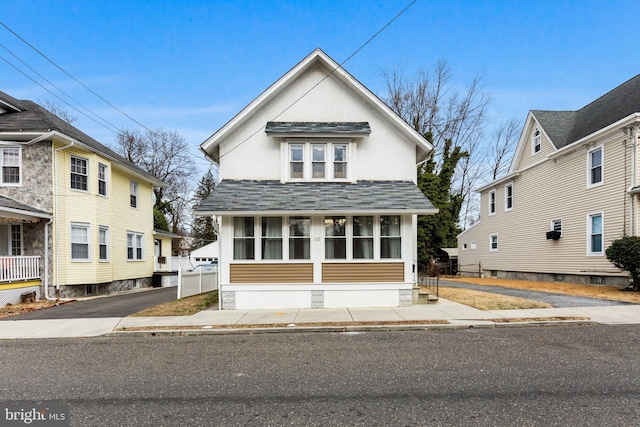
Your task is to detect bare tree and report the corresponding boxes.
[114,128,197,235]
[39,99,78,125]
[488,118,520,180]
[381,62,490,243]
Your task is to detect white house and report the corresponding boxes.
[195,49,437,309]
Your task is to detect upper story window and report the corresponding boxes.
[70,156,88,191]
[312,144,326,179]
[505,183,513,211]
[588,146,603,187]
[290,144,304,179]
[288,142,349,181]
[98,163,107,196]
[0,147,21,185]
[130,181,138,208]
[533,129,541,154]
[334,145,348,179]
[489,190,496,215]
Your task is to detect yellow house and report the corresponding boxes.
[0,90,165,303]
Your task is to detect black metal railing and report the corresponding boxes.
[414,260,439,297]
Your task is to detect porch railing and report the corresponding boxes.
[414,259,439,297]
[0,256,41,282]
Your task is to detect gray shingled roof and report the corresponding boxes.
[0,194,51,217]
[0,91,161,185]
[532,74,640,149]
[265,122,371,135]
[195,180,437,214]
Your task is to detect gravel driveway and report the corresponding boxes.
[440,280,636,307]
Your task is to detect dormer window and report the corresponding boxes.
[290,144,304,179]
[312,144,326,178]
[334,144,347,178]
[266,122,369,183]
[287,142,350,181]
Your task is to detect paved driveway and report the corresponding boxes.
[1,287,177,320]
[440,280,636,307]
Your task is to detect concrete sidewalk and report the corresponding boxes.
[2,298,640,339]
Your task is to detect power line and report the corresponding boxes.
[0,54,124,135]
[0,42,122,134]
[219,0,418,159]
[0,20,154,133]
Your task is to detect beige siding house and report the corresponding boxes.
[458,74,640,286]
[0,90,164,304]
[196,49,438,309]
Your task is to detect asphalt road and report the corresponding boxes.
[1,325,640,426]
[440,279,636,307]
[1,286,177,320]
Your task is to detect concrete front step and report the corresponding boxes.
[412,287,439,304]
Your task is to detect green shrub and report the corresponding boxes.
[605,235,640,291]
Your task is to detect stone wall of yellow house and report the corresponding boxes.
[52,141,154,293]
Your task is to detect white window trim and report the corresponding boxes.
[71,222,91,262]
[462,243,468,250]
[70,155,89,192]
[0,146,22,186]
[130,181,139,208]
[587,145,604,189]
[99,226,110,262]
[532,128,541,155]
[98,163,108,197]
[471,242,477,250]
[504,183,513,211]
[488,190,496,216]
[489,233,498,252]
[284,141,352,182]
[127,231,145,261]
[587,211,604,256]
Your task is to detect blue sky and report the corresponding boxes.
[2,0,638,176]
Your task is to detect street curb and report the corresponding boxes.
[101,319,598,337]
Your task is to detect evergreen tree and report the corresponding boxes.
[416,134,468,264]
[192,169,217,248]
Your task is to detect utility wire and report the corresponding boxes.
[219,0,418,160]
[0,42,122,134]
[0,54,123,135]
[0,20,154,133]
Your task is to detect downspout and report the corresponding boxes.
[54,141,75,296]
[43,218,55,300]
[631,126,636,236]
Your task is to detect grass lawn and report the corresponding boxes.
[128,290,218,317]
[436,286,552,311]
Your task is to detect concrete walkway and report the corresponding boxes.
[3,298,640,339]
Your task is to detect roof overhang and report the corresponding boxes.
[50,131,166,188]
[265,121,371,138]
[0,206,52,222]
[193,180,438,217]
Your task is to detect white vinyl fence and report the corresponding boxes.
[177,268,218,299]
